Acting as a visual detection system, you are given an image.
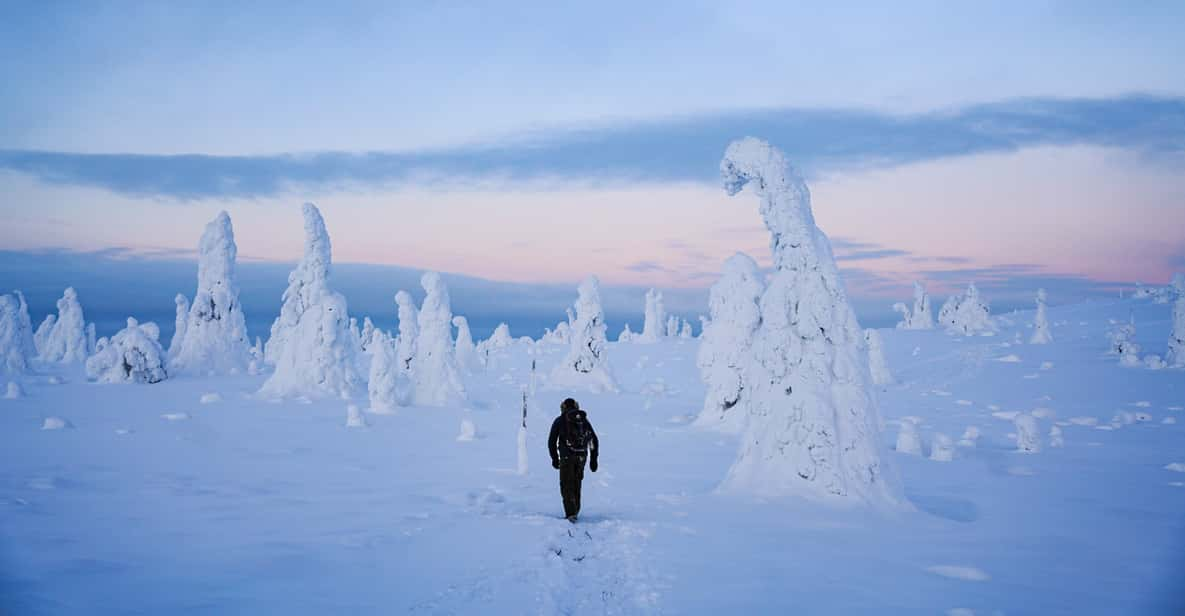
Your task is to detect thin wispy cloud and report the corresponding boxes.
[2,95,1183,200]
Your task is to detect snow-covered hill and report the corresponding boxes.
[2,296,1183,614]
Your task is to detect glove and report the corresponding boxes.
[589,458,598,473]
[552,458,560,470]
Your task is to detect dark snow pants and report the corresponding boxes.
[559,455,586,518]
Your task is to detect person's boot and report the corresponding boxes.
[566,514,577,523]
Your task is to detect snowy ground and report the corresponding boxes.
[2,298,1184,614]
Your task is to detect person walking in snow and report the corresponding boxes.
[548,398,599,522]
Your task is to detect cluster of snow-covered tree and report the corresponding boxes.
[1108,273,1185,369]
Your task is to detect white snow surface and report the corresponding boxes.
[169,211,252,376]
[716,137,898,506]
[2,296,1185,614]
[259,204,363,399]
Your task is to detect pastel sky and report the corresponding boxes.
[2,1,1184,334]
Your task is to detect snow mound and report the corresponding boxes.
[457,418,477,442]
[4,380,24,399]
[41,416,72,430]
[200,392,222,404]
[1014,414,1041,453]
[1164,463,1185,473]
[925,565,990,582]
[930,434,954,462]
[161,412,190,421]
[345,404,367,428]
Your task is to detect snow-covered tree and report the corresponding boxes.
[13,291,36,360]
[359,317,377,353]
[259,203,362,399]
[893,281,935,330]
[452,315,481,371]
[717,137,900,506]
[1014,413,1041,453]
[1030,288,1053,344]
[0,294,30,378]
[617,323,636,342]
[938,283,994,335]
[476,322,514,360]
[85,317,167,384]
[412,272,466,406]
[170,212,252,376]
[1107,317,1137,356]
[1166,273,1185,367]
[37,287,88,363]
[666,315,679,338]
[694,253,763,433]
[679,320,693,339]
[86,323,96,354]
[639,288,666,343]
[367,330,407,413]
[169,294,190,361]
[394,290,419,374]
[549,276,617,392]
[33,314,54,358]
[866,329,894,385]
[930,433,954,461]
[895,419,922,456]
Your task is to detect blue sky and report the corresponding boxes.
[1,1,1184,337]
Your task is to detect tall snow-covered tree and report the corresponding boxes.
[0,294,30,378]
[170,211,252,375]
[716,137,900,506]
[85,317,168,384]
[694,253,764,433]
[37,287,88,363]
[679,320,693,339]
[412,272,466,406]
[394,290,419,375]
[1166,273,1185,367]
[13,290,36,360]
[639,288,665,343]
[1030,288,1053,344]
[549,276,617,392]
[259,203,362,399]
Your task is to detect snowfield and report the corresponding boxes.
[2,297,1184,615]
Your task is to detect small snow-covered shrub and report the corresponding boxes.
[42,416,72,430]
[5,381,24,399]
[345,404,367,428]
[894,281,935,330]
[85,318,168,384]
[958,426,980,448]
[457,418,477,442]
[1030,289,1052,344]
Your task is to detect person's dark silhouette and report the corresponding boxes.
[548,398,599,522]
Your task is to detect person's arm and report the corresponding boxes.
[588,421,599,472]
[548,417,561,467]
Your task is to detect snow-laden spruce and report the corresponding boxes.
[1030,288,1053,345]
[412,272,466,406]
[168,294,189,360]
[0,294,30,378]
[938,283,994,335]
[85,317,168,384]
[894,282,935,330]
[259,204,362,399]
[452,316,481,371]
[394,291,419,375]
[895,419,923,456]
[541,321,570,345]
[367,330,408,413]
[549,276,617,392]
[476,323,514,359]
[37,287,88,363]
[170,212,252,376]
[866,328,894,385]
[13,291,36,361]
[717,137,900,506]
[694,252,763,433]
[679,320,693,339]
[359,317,377,353]
[1014,413,1041,453]
[1166,273,1185,367]
[639,288,666,343]
[617,323,636,342]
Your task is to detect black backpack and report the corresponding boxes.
[564,410,591,455]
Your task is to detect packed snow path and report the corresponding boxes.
[2,298,1184,614]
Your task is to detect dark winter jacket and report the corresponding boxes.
[548,409,598,464]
